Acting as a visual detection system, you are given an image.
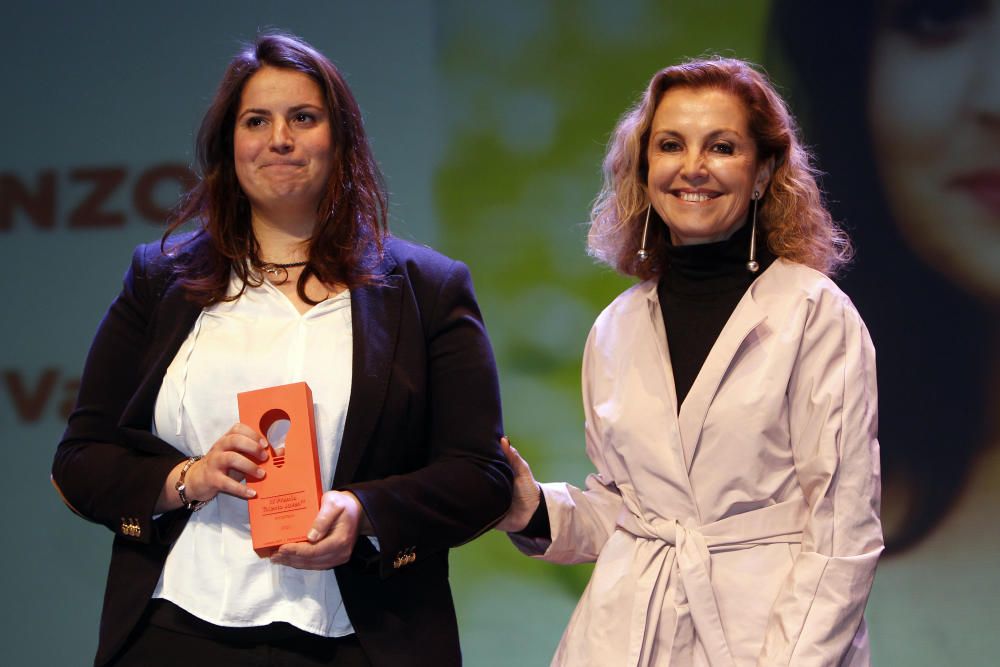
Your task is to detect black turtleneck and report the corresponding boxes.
[658,220,776,409]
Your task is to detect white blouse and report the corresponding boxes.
[151,273,354,637]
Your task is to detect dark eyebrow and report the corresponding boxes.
[288,104,323,113]
[237,107,272,120]
[237,104,324,120]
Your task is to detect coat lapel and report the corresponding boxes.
[639,282,704,514]
[677,282,767,472]
[334,259,402,487]
[642,283,681,423]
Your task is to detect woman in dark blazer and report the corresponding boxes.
[51,32,512,667]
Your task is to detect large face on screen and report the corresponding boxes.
[233,66,334,223]
[645,86,771,246]
[868,0,1000,297]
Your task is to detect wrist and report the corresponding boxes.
[175,456,206,511]
[521,485,543,527]
[344,491,372,535]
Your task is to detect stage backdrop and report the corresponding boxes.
[3,1,997,665]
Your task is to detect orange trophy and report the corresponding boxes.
[237,382,323,556]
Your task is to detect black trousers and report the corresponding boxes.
[112,600,373,667]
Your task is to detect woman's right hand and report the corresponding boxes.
[158,423,269,511]
[495,436,542,533]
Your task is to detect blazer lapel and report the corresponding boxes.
[120,279,201,438]
[334,263,403,487]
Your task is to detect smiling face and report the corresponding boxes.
[233,66,333,230]
[646,86,771,246]
[868,0,1000,296]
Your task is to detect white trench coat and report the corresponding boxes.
[512,259,883,667]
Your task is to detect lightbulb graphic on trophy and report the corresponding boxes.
[261,408,290,468]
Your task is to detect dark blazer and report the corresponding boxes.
[51,235,513,666]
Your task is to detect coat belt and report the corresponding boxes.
[615,499,808,667]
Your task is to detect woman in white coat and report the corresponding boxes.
[498,58,883,666]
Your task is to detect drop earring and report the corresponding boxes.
[747,190,760,273]
[637,204,651,261]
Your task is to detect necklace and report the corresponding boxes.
[257,260,308,277]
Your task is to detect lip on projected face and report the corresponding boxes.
[948,170,1000,219]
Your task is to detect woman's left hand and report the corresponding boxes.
[269,490,364,570]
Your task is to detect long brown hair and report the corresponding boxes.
[163,31,388,305]
[588,56,851,280]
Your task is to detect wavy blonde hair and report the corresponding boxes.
[589,57,851,279]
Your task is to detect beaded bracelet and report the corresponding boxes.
[175,456,206,511]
